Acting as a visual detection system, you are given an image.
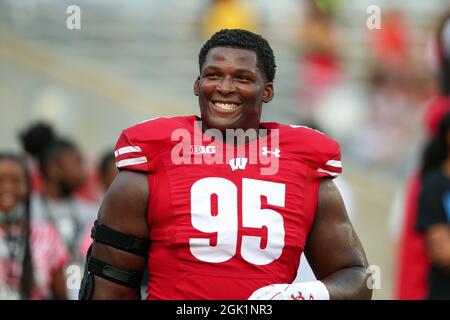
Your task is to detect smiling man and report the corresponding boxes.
[79,29,372,300]
[196,44,274,132]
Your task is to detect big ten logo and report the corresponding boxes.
[65,264,82,290]
[66,5,81,30]
[366,5,381,30]
[366,265,381,290]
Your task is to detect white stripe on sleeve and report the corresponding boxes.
[325,160,342,168]
[317,168,339,177]
[114,146,142,157]
[116,156,147,168]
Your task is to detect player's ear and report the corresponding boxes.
[262,82,274,103]
[194,77,200,96]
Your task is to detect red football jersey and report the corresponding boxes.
[113,115,341,299]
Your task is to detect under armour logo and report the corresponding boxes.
[261,147,280,157]
[229,158,248,171]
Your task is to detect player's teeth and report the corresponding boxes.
[215,102,238,110]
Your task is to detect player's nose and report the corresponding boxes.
[216,76,236,96]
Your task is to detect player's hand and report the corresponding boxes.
[247,284,289,300]
[247,281,330,300]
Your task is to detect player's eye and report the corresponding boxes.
[235,75,251,82]
[206,73,221,79]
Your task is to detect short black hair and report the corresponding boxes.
[198,29,276,82]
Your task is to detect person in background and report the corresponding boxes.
[19,123,97,299]
[393,10,450,300]
[199,0,260,40]
[0,153,68,299]
[98,151,118,194]
[294,0,343,125]
[417,112,450,299]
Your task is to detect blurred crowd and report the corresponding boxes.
[196,0,436,170]
[1,0,450,300]
[0,123,117,299]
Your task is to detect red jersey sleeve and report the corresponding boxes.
[113,116,193,173]
[284,124,342,179]
[114,128,151,173]
[315,139,342,179]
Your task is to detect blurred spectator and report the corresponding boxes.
[346,11,430,170]
[350,10,429,169]
[199,0,260,40]
[392,97,450,301]
[0,153,68,299]
[435,12,450,98]
[295,0,343,124]
[98,150,118,194]
[355,68,424,167]
[19,123,97,299]
[369,10,410,71]
[416,112,450,299]
[393,11,450,300]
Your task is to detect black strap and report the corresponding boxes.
[87,255,142,288]
[79,246,95,300]
[91,220,150,257]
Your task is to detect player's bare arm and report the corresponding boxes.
[84,170,149,299]
[249,178,371,300]
[304,178,371,300]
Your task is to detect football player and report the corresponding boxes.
[79,29,372,300]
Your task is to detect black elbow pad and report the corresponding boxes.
[78,246,143,300]
[78,220,150,300]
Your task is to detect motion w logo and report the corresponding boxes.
[229,158,248,171]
